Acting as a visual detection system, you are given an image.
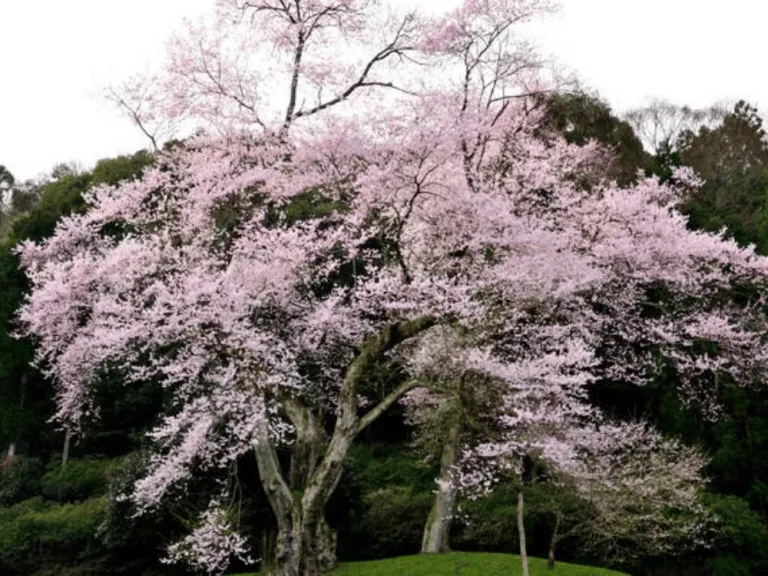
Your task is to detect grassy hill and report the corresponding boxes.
[237,551,628,575]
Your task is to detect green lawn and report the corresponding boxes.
[237,552,628,575]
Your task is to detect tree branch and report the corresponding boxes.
[252,417,293,520]
[356,378,419,435]
[291,16,416,122]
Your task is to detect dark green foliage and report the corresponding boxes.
[0,497,106,575]
[455,485,520,552]
[350,487,433,560]
[9,150,152,243]
[97,452,186,574]
[78,370,166,458]
[345,444,437,494]
[0,165,14,188]
[41,458,121,503]
[0,456,44,507]
[702,494,768,575]
[335,445,437,562]
[678,101,768,252]
[544,92,649,186]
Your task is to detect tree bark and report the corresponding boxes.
[285,400,337,574]
[253,420,300,576]
[61,428,72,468]
[254,318,435,575]
[253,391,404,576]
[6,373,28,460]
[421,417,461,553]
[518,489,530,576]
[548,512,561,570]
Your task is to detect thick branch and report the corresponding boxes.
[252,419,293,522]
[283,31,306,130]
[299,317,437,520]
[356,378,419,435]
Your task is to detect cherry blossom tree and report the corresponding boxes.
[113,0,428,143]
[16,2,768,576]
[401,122,768,559]
[554,424,712,566]
[459,420,712,572]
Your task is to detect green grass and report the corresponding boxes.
[237,551,628,575]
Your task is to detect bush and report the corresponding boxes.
[339,486,433,561]
[703,494,768,576]
[41,458,121,503]
[0,456,44,507]
[334,444,437,562]
[0,497,106,575]
[454,487,520,552]
[345,444,437,494]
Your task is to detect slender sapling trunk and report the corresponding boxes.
[518,489,530,576]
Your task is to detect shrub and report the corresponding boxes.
[41,458,121,503]
[345,444,436,494]
[340,486,433,561]
[703,494,768,576]
[0,497,106,575]
[0,456,44,507]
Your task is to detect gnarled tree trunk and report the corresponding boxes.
[286,401,337,574]
[256,402,338,576]
[254,426,356,576]
[254,317,436,576]
[518,489,530,576]
[253,420,301,576]
[421,417,462,553]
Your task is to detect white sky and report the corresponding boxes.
[0,0,765,181]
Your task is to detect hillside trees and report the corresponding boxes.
[542,92,648,186]
[16,2,768,576]
[678,101,768,251]
[0,151,152,464]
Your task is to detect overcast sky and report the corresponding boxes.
[0,0,765,181]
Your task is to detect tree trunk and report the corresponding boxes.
[61,428,72,468]
[6,373,27,460]
[422,417,461,553]
[254,318,435,575]
[253,414,351,576]
[518,489,530,576]
[298,428,356,576]
[286,401,337,574]
[261,527,277,574]
[548,513,561,570]
[253,421,301,576]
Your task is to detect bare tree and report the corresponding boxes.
[625,99,726,154]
